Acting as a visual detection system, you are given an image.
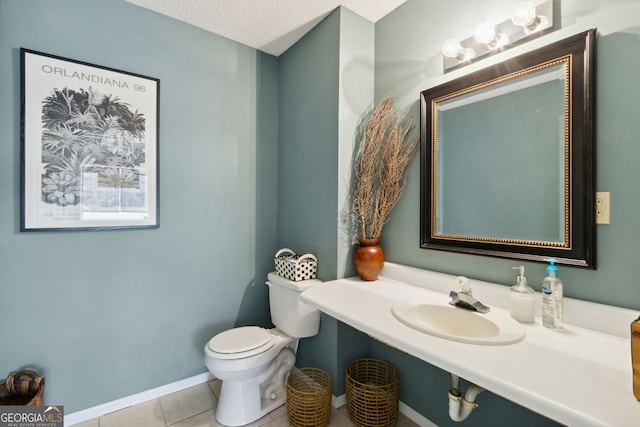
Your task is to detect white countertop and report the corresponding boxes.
[300,263,640,427]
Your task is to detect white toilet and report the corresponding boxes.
[204,272,322,426]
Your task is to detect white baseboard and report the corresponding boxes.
[332,393,346,408]
[65,373,437,427]
[399,401,438,427]
[64,372,214,426]
[332,394,436,427]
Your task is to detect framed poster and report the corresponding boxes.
[20,49,159,231]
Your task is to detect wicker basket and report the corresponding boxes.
[286,367,332,427]
[0,370,45,406]
[345,359,398,427]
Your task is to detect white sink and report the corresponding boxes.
[391,300,525,345]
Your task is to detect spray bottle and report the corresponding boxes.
[542,259,563,329]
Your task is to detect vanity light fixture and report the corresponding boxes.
[442,0,553,72]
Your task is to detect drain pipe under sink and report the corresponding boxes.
[448,374,484,422]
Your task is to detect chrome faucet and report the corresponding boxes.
[449,276,490,314]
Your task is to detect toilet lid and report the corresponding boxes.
[207,326,273,356]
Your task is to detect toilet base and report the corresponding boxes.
[215,377,288,426]
[214,347,296,426]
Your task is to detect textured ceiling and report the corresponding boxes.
[125,0,408,56]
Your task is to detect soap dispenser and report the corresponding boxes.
[510,266,535,323]
[542,259,563,329]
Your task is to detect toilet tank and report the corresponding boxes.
[266,272,321,338]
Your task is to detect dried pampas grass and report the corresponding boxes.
[349,96,418,240]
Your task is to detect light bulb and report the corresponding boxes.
[473,23,508,50]
[474,23,496,45]
[442,38,463,58]
[512,2,537,27]
[442,38,475,62]
[512,1,549,34]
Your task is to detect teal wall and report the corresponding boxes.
[277,10,340,281]
[276,7,374,394]
[277,9,342,391]
[0,0,277,412]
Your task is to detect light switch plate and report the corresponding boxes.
[596,192,610,224]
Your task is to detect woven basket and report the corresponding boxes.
[0,370,45,406]
[345,359,398,427]
[286,367,332,427]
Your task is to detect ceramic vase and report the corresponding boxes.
[353,237,385,281]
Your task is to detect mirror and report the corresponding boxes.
[420,29,596,268]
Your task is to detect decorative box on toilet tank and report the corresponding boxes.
[274,248,318,281]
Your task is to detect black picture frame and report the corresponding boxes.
[20,49,160,231]
[420,29,595,268]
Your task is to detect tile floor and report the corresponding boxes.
[72,379,419,427]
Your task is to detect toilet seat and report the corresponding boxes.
[207,326,274,359]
